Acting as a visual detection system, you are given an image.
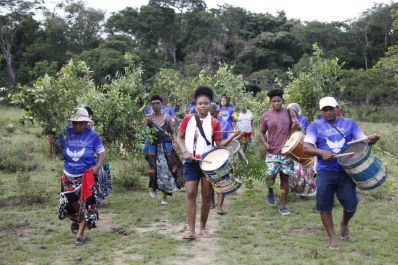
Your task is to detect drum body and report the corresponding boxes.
[281,131,312,166]
[200,148,242,195]
[337,142,387,190]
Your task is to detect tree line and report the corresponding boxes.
[2,0,398,114]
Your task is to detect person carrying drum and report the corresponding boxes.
[287,102,316,197]
[303,96,379,249]
[177,86,241,240]
[259,89,299,215]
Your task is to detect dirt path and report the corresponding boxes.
[165,196,232,265]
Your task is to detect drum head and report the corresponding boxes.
[338,142,370,166]
[281,131,303,153]
[226,140,241,154]
[201,148,230,171]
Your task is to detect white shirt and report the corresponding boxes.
[236,110,253,132]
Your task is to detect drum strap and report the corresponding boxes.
[329,122,345,139]
[194,114,213,146]
[287,109,292,134]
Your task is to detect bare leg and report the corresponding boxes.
[199,177,212,232]
[340,210,355,240]
[320,212,339,248]
[210,188,216,209]
[217,193,225,214]
[76,220,86,239]
[185,180,199,234]
[266,175,276,196]
[279,173,289,209]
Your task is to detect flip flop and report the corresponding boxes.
[75,237,86,246]
[200,229,212,238]
[217,209,226,215]
[328,245,339,250]
[71,222,79,234]
[181,231,195,240]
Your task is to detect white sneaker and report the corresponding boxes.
[149,190,156,198]
[161,200,168,205]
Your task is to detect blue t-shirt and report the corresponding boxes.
[218,105,234,140]
[58,126,105,177]
[304,117,366,172]
[186,103,196,114]
[144,105,174,117]
[298,115,310,134]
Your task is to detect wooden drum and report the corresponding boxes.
[281,131,313,166]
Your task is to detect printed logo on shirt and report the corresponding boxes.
[326,137,345,153]
[66,147,85,162]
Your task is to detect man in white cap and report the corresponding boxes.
[303,96,379,249]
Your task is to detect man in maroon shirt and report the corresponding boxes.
[259,89,299,215]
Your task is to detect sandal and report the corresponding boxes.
[75,236,86,246]
[199,229,212,238]
[181,230,195,240]
[217,208,225,215]
[71,222,79,234]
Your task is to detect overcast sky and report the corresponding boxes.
[44,0,396,22]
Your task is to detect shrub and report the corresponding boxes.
[5,123,16,133]
[16,171,49,204]
[113,159,147,191]
[0,138,45,172]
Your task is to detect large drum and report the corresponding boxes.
[281,131,313,166]
[200,147,242,195]
[337,142,387,190]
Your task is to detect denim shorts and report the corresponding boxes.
[183,160,204,182]
[316,170,358,213]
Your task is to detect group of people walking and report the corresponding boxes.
[56,85,380,250]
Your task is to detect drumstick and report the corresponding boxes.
[193,158,213,163]
[348,138,368,145]
[334,152,355,158]
[213,130,236,133]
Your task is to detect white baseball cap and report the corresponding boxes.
[70,107,92,122]
[319,97,338,110]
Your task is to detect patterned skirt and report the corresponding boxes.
[57,174,99,229]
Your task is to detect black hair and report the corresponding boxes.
[84,106,94,116]
[194,86,214,102]
[150,94,163,103]
[267,89,284,99]
[219,94,231,106]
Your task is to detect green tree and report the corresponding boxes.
[12,60,94,134]
[285,44,343,119]
[0,0,43,86]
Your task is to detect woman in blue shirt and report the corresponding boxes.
[57,107,105,246]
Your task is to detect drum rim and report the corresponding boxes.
[281,131,303,154]
[338,144,372,167]
[200,147,230,171]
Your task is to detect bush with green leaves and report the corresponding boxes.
[12,60,94,135]
[112,159,147,191]
[16,171,50,205]
[82,56,148,153]
[285,43,344,120]
[0,138,45,172]
[152,64,269,117]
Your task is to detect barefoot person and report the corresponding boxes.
[177,86,240,239]
[304,96,380,249]
[56,107,105,245]
[259,89,299,215]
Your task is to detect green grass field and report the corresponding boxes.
[1,106,397,265]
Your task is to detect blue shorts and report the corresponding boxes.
[316,170,358,213]
[183,160,204,182]
[143,141,173,156]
